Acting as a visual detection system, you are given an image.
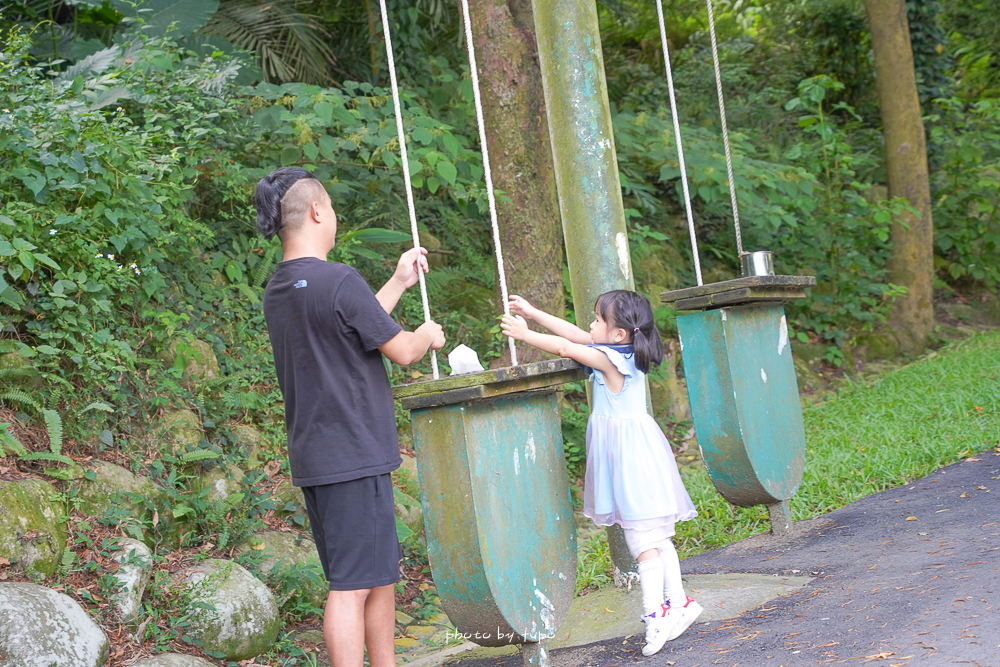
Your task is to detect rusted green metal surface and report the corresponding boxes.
[675,303,805,508]
[531,0,634,306]
[393,361,582,645]
[531,0,638,577]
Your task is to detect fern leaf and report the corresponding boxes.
[42,409,63,453]
[1,389,39,411]
[180,449,221,463]
[252,242,280,288]
[80,401,114,415]
[20,452,74,465]
[0,425,27,457]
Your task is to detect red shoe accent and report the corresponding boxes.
[659,603,671,617]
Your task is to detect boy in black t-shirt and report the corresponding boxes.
[255,168,445,667]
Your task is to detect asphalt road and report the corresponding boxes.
[448,450,1000,667]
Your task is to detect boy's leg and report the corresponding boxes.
[364,583,397,667]
[325,588,371,667]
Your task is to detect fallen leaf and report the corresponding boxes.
[960,492,967,498]
[863,650,895,661]
[905,516,918,521]
[0,558,9,567]
[152,509,159,528]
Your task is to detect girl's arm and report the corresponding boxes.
[501,315,624,393]
[508,295,592,344]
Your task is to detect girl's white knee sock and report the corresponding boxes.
[658,541,686,607]
[636,558,665,617]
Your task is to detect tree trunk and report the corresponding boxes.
[863,0,934,352]
[466,0,565,365]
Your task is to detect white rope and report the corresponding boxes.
[655,0,703,286]
[378,0,439,379]
[459,0,518,366]
[705,0,743,257]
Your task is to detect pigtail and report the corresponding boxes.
[594,289,664,374]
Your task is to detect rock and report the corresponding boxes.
[77,459,160,518]
[407,624,438,640]
[176,558,280,660]
[0,582,109,666]
[196,464,245,504]
[295,629,325,644]
[132,654,219,667]
[941,303,978,322]
[790,339,826,366]
[394,637,421,649]
[0,351,42,389]
[0,478,66,577]
[272,480,308,527]
[792,356,824,394]
[235,530,321,575]
[394,488,423,539]
[429,612,452,626]
[158,409,203,455]
[392,463,420,499]
[395,610,415,626]
[853,331,900,362]
[111,537,152,620]
[235,531,326,610]
[160,339,221,387]
[230,424,267,468]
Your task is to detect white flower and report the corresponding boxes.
[95,253,103,258]
[49,229,56,235]
[117,265,123,272]
[2,109,9,113]
[107,254,114,260]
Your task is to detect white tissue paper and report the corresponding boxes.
[448,344,485,375]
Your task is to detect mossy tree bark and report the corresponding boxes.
[466,0,565,365]
[863,0,934,352]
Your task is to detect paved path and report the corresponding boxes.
[445,451,1000,667]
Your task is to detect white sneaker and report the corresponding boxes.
[665,596,703,641]
[642,604,675,656]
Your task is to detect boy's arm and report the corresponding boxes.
[379,321,445,366]
[376,247,429,314]
[501,315,624,392]
[508,295,592,344]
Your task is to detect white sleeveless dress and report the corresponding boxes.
[583,345,698,532]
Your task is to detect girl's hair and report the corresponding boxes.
[254,167,320,240]
[594,290,664,373]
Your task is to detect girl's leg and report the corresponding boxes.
[659,539,703,640]
[636,549,665,617]
[658,540,686,606]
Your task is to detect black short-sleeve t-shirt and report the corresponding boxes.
[263,258,403,486]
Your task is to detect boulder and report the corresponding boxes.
[853,330,900,362]
[195,464,245,504]
[175,559,280,660]
[76,459,160,518]
[271,480,308,527]
[0,478,66,577]
[235,530,327,609]
[111,537,153,620]
[394,488,423,539]
[0,582,109,666]
[234,530,320,575]
[160,339,221,387]
[0,351,42,389]
[230,424,267,468]
[157,409,203,455]
[132,654,218,667]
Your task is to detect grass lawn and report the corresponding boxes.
[577,329,1000,590]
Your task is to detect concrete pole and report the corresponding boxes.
[531,0,637,584]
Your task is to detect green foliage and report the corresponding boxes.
[675,328,1000,559]
[928,97,1000,287]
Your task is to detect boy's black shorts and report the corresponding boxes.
[301,473,402,591]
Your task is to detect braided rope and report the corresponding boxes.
[655,0,703,286]
[705,0,744,257]
[460,0,518,366]
[378,0,439,379]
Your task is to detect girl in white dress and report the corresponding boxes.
[501,290,700,656]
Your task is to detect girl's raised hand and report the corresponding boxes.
[508,295,536,320]
[500,314,530,341]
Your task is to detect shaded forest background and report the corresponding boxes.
[2,0,1000,474]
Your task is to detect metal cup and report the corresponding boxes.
[740,250,775,277]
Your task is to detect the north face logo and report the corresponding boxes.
[294,280,308,289]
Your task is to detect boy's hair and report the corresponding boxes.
[254,167,325,240]
[594,289,664,373]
